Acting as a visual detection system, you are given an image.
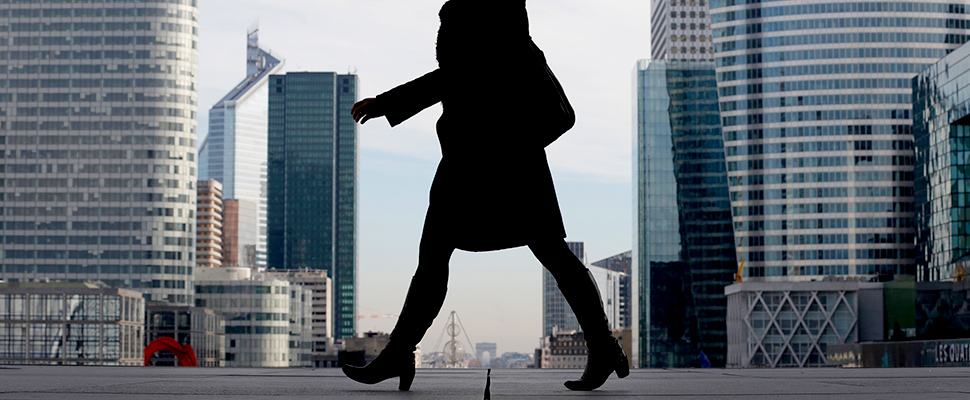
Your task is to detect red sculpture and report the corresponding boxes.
[144,337,198,367]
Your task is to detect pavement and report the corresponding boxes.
[2,366,970,399]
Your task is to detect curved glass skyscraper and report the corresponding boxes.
[0,1,199,303]
[710,0,970,280]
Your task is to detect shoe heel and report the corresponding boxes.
[398,368,415,391]
[615,355,630,379]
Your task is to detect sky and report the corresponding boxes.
[198,0,651,355]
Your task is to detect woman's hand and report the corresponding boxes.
[351,97,385,124]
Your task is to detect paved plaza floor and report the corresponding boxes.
[2,366,970,399]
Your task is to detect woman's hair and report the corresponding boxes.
[436,0,530,67]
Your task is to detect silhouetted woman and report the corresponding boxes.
[343,0,628,391]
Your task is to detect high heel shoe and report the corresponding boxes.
[342,346,416,391]
[564,339,630,391]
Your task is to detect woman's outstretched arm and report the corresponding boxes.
[352,69,443,126]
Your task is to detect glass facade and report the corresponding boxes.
[198,28,282,270]
[710,0,970,281]
[0,1,200,304]
[0,284,144,366]
[635,59,736,368]
[267,73,358,339]
[913,40,970,282]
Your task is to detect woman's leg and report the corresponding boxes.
[343,210,455,391]
[529,239,629,391]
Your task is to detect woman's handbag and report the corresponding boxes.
[527,40,575,148]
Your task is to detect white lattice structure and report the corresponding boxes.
[726,281,887,368]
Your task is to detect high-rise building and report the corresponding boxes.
[710,1,970,282]
[196,179,224,269]
[221,199,258,270]
[634,59,735,368]
[650,0,714,61]
[591,251,633,330]
[913,41,970,282]
[542,241,585,336]
[267,72,358,339]
[0,1,199,303]
[198,27,283,270]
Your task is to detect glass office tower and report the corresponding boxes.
[635,59,735,368]
[0,1,199,303]
[267,72,358,339]
[710,0,970,280]
[913,41,970,282]
[198,28,283,270]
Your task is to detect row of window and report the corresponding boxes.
[729,155,914,172]
[197,285,287,295]
[670,22,708,31]
[744,232,915,246]
[711,0,966,13]
[0,264,188,276]
[224,326,289,335]
[670,34,712,43]
[5,249,190,261]
[3,178,192,189]
[720,62,928,83]
[2,91,190,104]
[730,171,914,187]
[3,6,194,18]
[714,17,968,39]
[735,217,915,232]
[734,201,913,217]
[718,31,969,53]
[716,2,967,25]
[4,149,194,160]
[722,109,911,127]
[747,248,915,262]
[2,135,193,147]
[730,185,913,201]
[716,45,947,68]
[727,140,912,156]
[746,265,847,277]
[719,78,911,98]
[722,93,910,112]
[723,125,912,141]
[4,77,189,88]
[13,106,189,118]
[7,21,193,34]
[1,221,188,232]
[5,120,189,132]
[2,192,189,203]
[3,207,188,218]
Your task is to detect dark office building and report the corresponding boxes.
[913,42,970,283]
[268,72,358,339]
[634,59,736,368]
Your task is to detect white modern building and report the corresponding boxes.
[264,268,333,367]
[0,0,200,304]
[726,279,890,368]
[194,267,312,367]
[198,27,284,270]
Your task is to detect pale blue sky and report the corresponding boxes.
[199,0,649,354]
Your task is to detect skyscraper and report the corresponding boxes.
[267,72,358,339]
[651,0,715,61]
[634,59,736,367]
[196,179,224,269]
[0,1,199,303]
[198,27,283,270]
[542,241,585,336]
[710,1,970,281]
[913,41,970,282]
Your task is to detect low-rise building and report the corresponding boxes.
[264,268,333,367]
[194,267,312,367]
[146,304,225,367]
[0,282,144,366]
